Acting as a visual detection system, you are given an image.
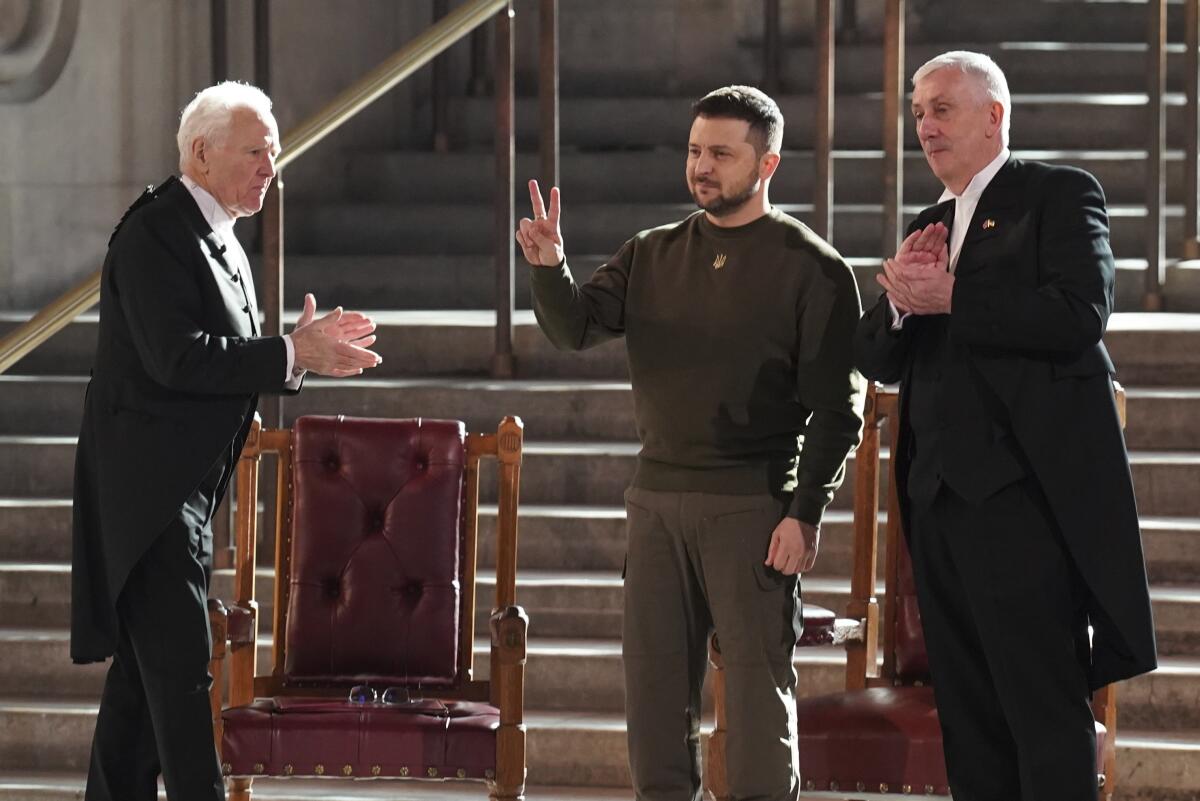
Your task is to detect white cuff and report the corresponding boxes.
[888,299,910,331]
[283,334,305,388]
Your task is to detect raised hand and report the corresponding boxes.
[516,179,564,267]
[290,294,381,377]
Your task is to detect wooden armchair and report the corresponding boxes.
[207,414,527,801]
[706,385,1121,799]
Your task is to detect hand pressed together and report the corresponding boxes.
[876,222,955,316]
[289,293,381,377]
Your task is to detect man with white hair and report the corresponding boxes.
[854,51,1157,798]
[71,81,382,801]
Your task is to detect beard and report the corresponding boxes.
[690,165,761,217]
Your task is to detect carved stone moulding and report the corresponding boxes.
[0,0,79,103]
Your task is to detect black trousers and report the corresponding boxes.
[908,477,1097,801]
[85,491,224,801]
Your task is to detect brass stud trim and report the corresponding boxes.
[484,769,495,780]
[925,786,935,794]
[283,764,294,776]
[805,780,815,791]
[371,765,381,776]
[400,766,410,777]
[903,785,912,794]
[456,768,467,779]
[221,762,232,776]
[427,767,439,778]
[253,762,265,774]
[880,784,890,793]
[343,764,353,776]
[830,781,839,792]
[314,764,325,776]
[857,782,866,792]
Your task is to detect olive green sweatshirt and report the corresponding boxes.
[530,207,866,525]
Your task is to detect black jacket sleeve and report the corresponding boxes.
[854,292,916,384]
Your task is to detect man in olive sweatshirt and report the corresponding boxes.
[516,86,865,801]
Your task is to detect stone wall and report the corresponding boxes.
[0,0,430,310]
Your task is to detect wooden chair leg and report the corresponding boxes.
[704,635,731,801]
[490,606,528,801]
[207,599,228,753]
[228,777,252,801]
[489,720,526,800]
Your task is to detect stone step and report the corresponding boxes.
[899,0,1189,46]
[7,345,1200,441]
[3,371,1200,451]
[542,33,1195,96]
[2,622,1197,731]
[0,630,837,713]
[4,496,1198,585]
[8,255,1200,373]
[438,93,1195,152]
[0,772,630,801]
[0,773,631,801]
[5,434,1200,517]
[342,148,1193,206]
[730,41,1198,97]
[0,311,637,379]
[0,699,1195,795]
[284,199,1187,259]
[3,563,1197,656]
[5,312,1200,384]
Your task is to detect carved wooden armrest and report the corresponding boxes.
[209,599,229,660]
[209,598,257,647]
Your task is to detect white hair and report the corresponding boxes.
[912,50,1011,146]
[176,81,275,172]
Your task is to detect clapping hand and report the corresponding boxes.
[516,180,565,267]
[877,222,954,315]
[289,293,381,377]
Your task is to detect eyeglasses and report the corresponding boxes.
[348,684,421,706]
[348,684,377,704]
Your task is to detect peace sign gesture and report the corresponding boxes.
[516,179,564,267]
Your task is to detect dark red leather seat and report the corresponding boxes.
[794,537,1109,794]
[210,415,527,800]
[222,697,500,780]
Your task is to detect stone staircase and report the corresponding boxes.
[1,312,1199,800]
[4,0,1200,798]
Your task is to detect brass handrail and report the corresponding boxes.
[0,0,511,376]
[0,269,102,375]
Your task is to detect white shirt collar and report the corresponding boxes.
[938,147,1011,204]
[180,174,237,237]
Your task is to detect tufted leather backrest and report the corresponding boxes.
[283,416,467,687]
[891,530,931,683]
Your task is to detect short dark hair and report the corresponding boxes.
[691,85,784,155]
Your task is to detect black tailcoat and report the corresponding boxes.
[71,176,297,663]
[854,158,1157,690]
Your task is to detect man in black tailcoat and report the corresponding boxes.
[854,51,1157,800]
[71,81,381,801]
